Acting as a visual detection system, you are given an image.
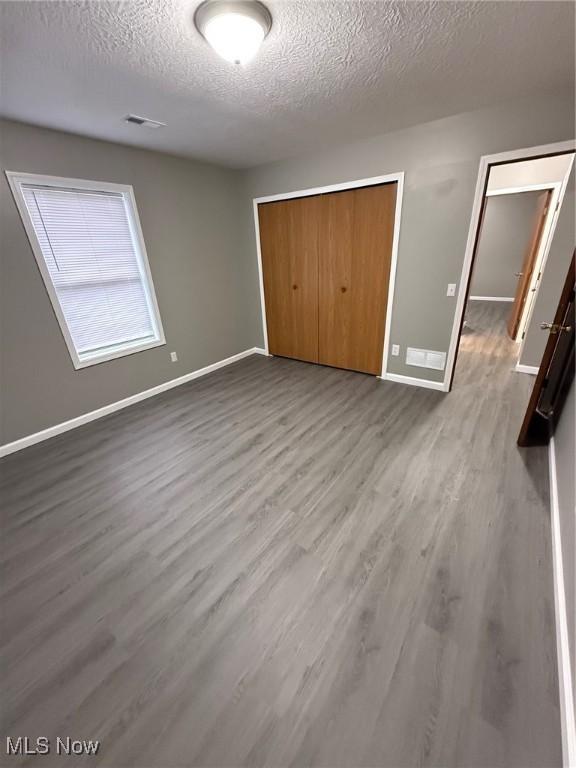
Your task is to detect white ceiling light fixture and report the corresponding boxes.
[194,0,272,65]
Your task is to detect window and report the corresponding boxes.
[7,172,165,368]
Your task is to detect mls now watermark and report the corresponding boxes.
[6,736,100,756]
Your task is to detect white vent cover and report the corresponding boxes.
[406,347,446,370]
[125,114,166,129]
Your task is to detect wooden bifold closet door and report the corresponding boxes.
[319,184,396,374]
[259,183,397,375]
[259,196,321,364]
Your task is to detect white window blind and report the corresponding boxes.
[11,175,165,368]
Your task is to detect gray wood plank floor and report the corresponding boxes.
[0,302,560,767]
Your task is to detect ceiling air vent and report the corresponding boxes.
[125,115,166,129]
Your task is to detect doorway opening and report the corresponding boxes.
[449,146,574,388]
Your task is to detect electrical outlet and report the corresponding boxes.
[447,283,456,297]
[170,351,178,362]
[391,344,400,356]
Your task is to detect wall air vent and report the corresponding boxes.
[406,347,446,371]
[125,115,166,129]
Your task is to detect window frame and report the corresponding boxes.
[6,171,166,370]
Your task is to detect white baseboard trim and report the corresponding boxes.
[0,347,267,459]
[469,295,515,302]
[549,436,576,768]
[381,372,447,392]
[514,363,539,375]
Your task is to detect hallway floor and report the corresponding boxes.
[0,302,560,767]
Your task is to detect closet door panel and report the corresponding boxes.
[259,197,320,363]
[319,183,396,375]
[318,190,354,369]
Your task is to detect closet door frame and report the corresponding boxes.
[253,171,405,378]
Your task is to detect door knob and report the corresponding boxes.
[540,322,572,334]
[514,272,524,277]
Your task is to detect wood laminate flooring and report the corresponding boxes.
[0,302,561,767]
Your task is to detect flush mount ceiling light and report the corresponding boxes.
[194,0,272,65]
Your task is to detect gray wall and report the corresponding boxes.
[520,165,575,368]
[470,191,542,298]
[242,89,574,383]
[1,90,574,443]
[0,119,255,444]
[554,377,575,710]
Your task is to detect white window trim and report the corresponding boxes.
[5,171,166,369]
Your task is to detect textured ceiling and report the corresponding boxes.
[0,0,574,168]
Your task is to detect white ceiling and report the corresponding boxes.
[1,1,574,169]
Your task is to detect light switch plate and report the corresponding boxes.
[391,344,400,356]
[170,351,178,362]
[447,283,456,297]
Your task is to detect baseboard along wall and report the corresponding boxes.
[469,296,515,302]
[382,372,447,392]
[514,363,540,375]
[2,349,453,458]
[0,347,268,458]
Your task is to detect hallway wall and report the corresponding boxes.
[470,192,542,299]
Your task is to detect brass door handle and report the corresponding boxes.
[514,272,524,277]
[540,322,573,334]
